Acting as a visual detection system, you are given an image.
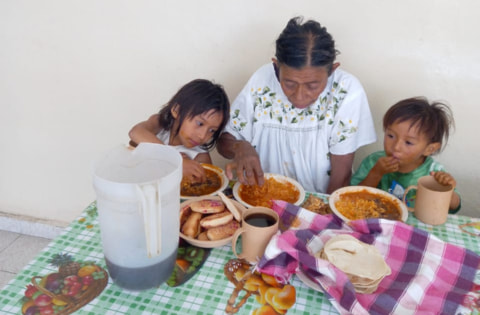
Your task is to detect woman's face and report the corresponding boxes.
[276,62,335,109]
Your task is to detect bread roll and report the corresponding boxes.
[197,231,209,241]
[190,199,225,214]
[206,220,239,241]
[200,211,233,229]
[181,212,202,238]
[180,206,192,227]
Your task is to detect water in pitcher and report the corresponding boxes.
[105,252,176,290]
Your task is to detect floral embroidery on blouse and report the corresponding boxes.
[231,79,358,145]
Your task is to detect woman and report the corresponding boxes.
[217,16,376,193]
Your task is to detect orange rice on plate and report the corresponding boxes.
[238,177,300,208]
[334,190,401,221]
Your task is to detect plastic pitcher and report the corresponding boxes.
[93,143,182,290]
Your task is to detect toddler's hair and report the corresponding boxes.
[383,97,454,153]
[158,79,230,150]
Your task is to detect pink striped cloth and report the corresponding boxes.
[256,200,480,315]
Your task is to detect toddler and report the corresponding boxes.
[351,97,460,213]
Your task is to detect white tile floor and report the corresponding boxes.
[0,230,52,288]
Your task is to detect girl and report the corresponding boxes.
[129,79,230,183]
[351,97,461,213]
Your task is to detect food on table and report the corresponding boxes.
[334,189,401,220]
[218,191,241,221]
[179,206,192,227]
[206,220,240,241]
[181,212,203,238]
[316,234,391,294]
[180,199,240,241]
[181,167,222,196]
[224,258,296,315]
[197,232,209,241]
[301,194,332,215]
[190,199,225,214]
[238,177,300,208]
[200,211,233,228]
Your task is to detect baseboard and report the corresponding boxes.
[0,213,67,239]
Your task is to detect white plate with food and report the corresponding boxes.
[329,186,408,222]
[300,193,332,215]
[180,164,229,200]
[232,173,305,208]
[179,196,246,248]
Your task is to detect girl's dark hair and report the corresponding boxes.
[383,97,455,152]
[275,16,338,72]
[158,79,230,150]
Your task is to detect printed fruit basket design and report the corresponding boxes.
[20,253,108,315]
[224,259,296,315]
[166,239,211,287]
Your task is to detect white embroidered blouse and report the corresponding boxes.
[224,63,376,193]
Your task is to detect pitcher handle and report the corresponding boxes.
[136,184,162,258]
[403,185,417,212]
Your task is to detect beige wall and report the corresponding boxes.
[1,0,479,223]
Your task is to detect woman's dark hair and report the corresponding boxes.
[383,97,454,152]
[158,79,230,150]
[275,16,338,72]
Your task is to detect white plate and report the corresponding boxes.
[179,196,246,248]
[232,173,305,208]
[180,164,229,200]
[329,186,408,222]
[296,270,322,292]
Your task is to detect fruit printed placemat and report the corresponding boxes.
[224,259,296,315]
[21,253,108,315]
[166,239,211,287]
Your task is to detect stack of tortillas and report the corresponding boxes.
[316,234,391,294]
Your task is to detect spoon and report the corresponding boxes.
[218,191,241,221]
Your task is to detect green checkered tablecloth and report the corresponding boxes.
[1,200,480,315]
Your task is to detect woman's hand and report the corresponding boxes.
[225,141,264,186]
[217,132,264,186]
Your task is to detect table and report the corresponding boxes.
[2,198,480,315]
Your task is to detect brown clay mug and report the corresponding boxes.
[231,207,279,264]
[403,175,453,225]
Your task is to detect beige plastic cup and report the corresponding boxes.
[231,207,279,264]
[403,175,453,225]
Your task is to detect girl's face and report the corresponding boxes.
[384,120,440,173]
[171,108,223,148]
[275,60,339,109]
